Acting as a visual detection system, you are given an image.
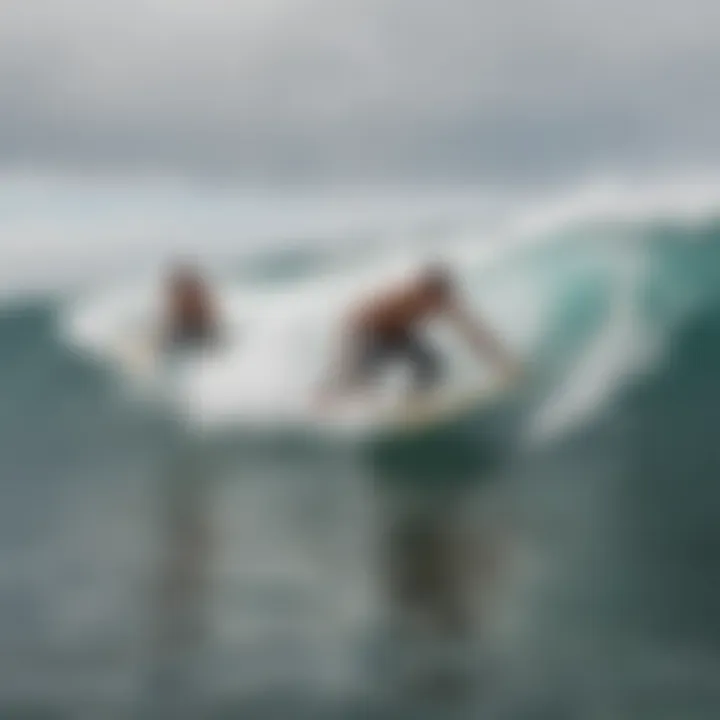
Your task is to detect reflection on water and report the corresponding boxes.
[373,488,508,704]
[367,421,518,710]
[131,410,524,718]
[144,433,215,715]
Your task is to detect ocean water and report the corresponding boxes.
[2,184,720,718]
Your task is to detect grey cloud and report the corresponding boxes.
[1,0,720,183]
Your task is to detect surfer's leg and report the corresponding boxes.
[404,333,443,391]
[165,325,216,354]
[343,332,388,393]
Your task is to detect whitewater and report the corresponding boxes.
[2,178,720,718]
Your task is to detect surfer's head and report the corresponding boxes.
[168,261,205,295]
[420,263,454,304]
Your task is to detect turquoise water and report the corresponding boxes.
[1,206,720,717]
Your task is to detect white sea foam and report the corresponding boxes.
[60,175,720,437]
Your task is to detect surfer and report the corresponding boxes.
[163,263,220,351]
[318,263,520,403]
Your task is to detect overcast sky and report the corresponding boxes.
[1,0,720,184]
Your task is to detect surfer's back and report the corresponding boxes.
[350,275,451,337]
[165,265,218,344]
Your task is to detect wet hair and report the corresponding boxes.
[421,262,453,298]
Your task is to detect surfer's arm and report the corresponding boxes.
[447,303,520,379]
[316,330,353,402]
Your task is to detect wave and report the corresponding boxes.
[53,178,720,442]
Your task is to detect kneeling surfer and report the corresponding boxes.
[318,263,520,404]
[163,263,220,352]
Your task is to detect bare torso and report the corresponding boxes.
[350,279,449,337]
[169,282,215,338]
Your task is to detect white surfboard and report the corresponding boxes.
[382,376,515,433]
[313,372,518,439]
